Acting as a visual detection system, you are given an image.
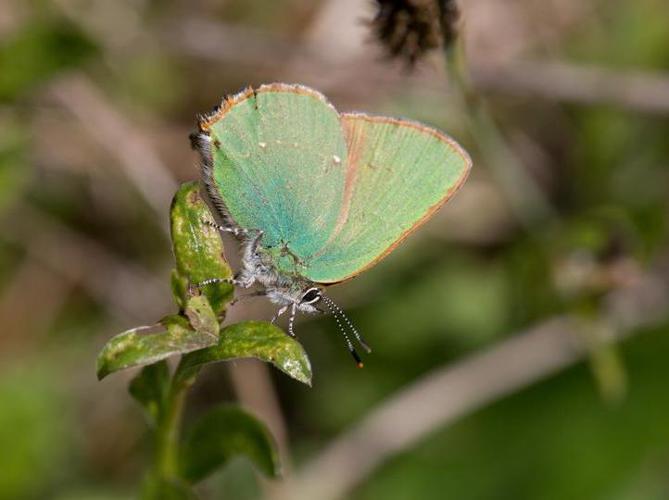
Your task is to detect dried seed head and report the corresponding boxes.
[437,0,460,49]
[369,0,460,66]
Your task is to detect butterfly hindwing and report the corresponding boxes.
[302,112,471,283]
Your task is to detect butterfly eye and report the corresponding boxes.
[301,288,321,305]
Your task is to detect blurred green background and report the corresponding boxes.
[2,0,669,499]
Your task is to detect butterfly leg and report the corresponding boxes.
[195,271,257,295]
[202,219,234,234]
[229,290,266,306]
[203,220,263,244]
[271,305,288,324]
[196,276,241,288]
[247,228,265,255]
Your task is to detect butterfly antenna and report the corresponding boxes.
[288,303,297,337]
[321,295,372,354]
[321,297,364,368]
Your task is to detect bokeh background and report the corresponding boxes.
[3,0,669,499]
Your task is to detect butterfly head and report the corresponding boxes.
[297,286,322,312]
[265,281,372,367]
[301,287,372,367]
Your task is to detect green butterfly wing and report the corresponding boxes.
[199,84,470,283]
[302,113,471,283]
[200,84,348,260]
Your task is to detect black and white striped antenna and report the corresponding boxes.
[321,294,371,367]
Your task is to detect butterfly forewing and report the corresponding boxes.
[204,84,348,267]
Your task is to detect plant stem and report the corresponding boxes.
[155,360,197,481]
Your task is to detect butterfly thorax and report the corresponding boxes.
[238,233,321,314]
[261,241,309,274]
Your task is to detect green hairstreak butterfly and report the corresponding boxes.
[191,83,471,366]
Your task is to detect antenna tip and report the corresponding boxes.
[351,349,363,367]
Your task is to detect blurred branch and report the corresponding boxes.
[275,267,669,500]
[171,18,669,115]
[277,0,371,87]
[298,0,369,57]
[47,73,178,225]
[448,47,556,227]
[50,0,145,52]
[51,0,669,116]
[470,61,669,115]
[168,18,410,101]
[3,203,168,323]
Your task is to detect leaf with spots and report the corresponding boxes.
[170,181,233,315]
[184,294,219,338]
[96,314,217,380]
[179,321,312,385]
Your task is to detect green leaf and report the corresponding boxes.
[170,181,233,315]
[170,269,189,311]
[180,321,312,386]
[128,361,170,423]
[96,315,217,380]
[181,404,280,482]
[184,295,219,338]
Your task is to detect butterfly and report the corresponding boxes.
[190,83,471,366]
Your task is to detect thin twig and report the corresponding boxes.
[47,74,178,224]
[274,268,668,500]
